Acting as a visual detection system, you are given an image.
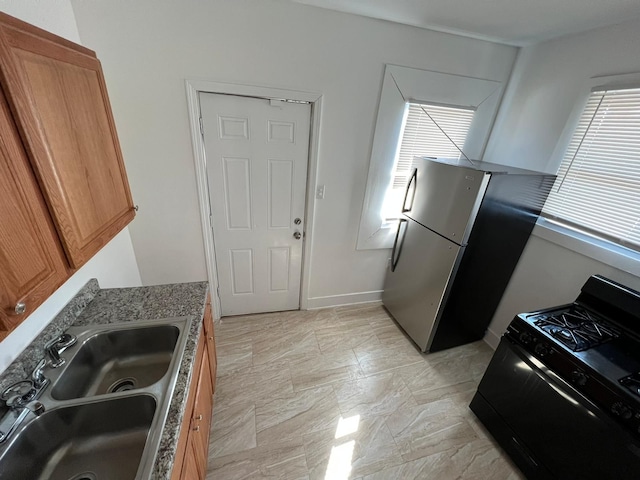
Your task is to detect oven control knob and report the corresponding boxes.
[534,343,549,357]
[519,332,533,345]
[612,402,633,420]
[571,371,588,386]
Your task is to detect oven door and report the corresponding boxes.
[471,337,640,480]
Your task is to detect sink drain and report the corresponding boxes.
[107,377,137,393]
[69,473,97,480]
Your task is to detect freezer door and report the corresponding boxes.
[382,218,463,352]
[402,157,490,244]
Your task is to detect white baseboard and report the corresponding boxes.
[306,290,383,309]
[483,328,501,350]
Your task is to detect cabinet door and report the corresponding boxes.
[0,87,68,337]
[172,325,205,480]
[181,441,201,480]
[192,343,213,478]
[0,13,135,269]
[203,297,217,390]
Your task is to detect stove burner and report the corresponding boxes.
[533,307,619,351]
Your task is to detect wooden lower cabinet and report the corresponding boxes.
[203,298,218,389]
[190,335,213,479]
[181,442,200,480]
[172,304,217,480]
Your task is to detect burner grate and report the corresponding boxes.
[534,307,619,351]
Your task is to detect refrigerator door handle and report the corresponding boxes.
[391,218,408,272]
[402,168,418,213]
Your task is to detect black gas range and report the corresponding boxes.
[470,275,640,479]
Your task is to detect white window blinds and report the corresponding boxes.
[543,87,640,251]
[383,103,474,219]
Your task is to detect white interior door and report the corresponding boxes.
[200,92,311,316]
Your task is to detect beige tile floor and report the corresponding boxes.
[206,303,524,480]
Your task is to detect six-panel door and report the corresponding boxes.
[201,93,311,316]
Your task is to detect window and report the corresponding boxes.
[382,103,475,219]
[543,87,640,251]
[357,65,505,250]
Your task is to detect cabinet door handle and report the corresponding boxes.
[192,425,200,432]
[195,414,203,420]
[14,302,26,315]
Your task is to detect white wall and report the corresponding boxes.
[483,19,640,346]
[484,19,640,174]
[0,1,142,372]
[70,0,517,304]
[0,0,80,43]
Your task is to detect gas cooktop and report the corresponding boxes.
[518,305,640,398]
[530,305,620,351]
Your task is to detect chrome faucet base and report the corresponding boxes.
[0,377,49,444]
[45,333,77,368]
[48,357,66,368]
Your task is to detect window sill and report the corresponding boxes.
[532,218,640,277]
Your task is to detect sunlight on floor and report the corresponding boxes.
[335,414,360,439]
[324,415,361,480]
[324,440,356,480]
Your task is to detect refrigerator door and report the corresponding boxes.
[382,217,463,352]
[402,157,491,245]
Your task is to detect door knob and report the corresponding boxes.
[293,231,302,240]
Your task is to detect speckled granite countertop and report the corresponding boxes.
[0,279,209,480]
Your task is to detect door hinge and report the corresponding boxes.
[216,286,221,300]
[199,116,204,136]
[209,215,214,228]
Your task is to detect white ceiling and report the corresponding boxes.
[288,0,640,45]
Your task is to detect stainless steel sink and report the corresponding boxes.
[51,325,180,400]
[0,316,194,480]
[0,395,156,480]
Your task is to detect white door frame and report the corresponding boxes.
[185,79,323,319]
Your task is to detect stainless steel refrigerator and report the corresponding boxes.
[382,157,555,353]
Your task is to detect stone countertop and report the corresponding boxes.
[0,279,209,480]
[74,282,209,480]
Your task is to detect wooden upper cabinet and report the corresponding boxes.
[0,13,135,269]
[0,86,68,337]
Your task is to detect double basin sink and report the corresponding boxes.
[0,316,194,480]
